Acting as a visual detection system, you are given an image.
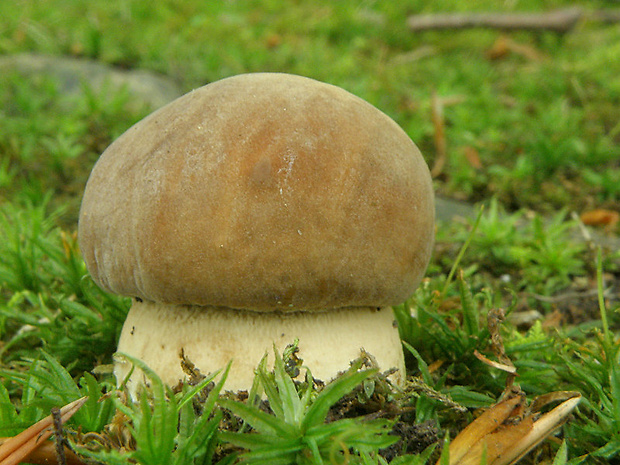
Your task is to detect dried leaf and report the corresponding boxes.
[487,35,545,61]
[428,359,444,374]
[0,397,87,465]
[440,393,581,465]
[430,91,447,178]
[474,350,517,374]
[580,209,619,228]
[487,36,510,60]
[465,416,534,465]
[496,394,581,465]
[463,146,482,169]
[441,395,524,464]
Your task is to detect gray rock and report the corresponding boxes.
[435,196,476,222]
[0,53,183,109]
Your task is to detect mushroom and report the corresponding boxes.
[78,73,435,393]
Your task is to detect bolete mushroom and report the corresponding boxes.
[78,73,434,393]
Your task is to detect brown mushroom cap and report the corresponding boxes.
[78,73,434,311]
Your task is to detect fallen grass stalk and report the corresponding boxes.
[407,7,584,33]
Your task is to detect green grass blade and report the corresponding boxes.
[441,204,484,298]
[255,353,284,419]
[457,270,479,340]
[402,341,432,384]
[552,440,568,465]
[218,397,297,437]
[302,368,376,431]
[272,345,303,425]
[176,361,228,412]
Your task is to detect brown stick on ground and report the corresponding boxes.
[594,9,620,23]
[407,7,584,33]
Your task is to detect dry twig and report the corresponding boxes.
[408,7,584,33]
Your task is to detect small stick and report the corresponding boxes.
[51,407,68,465]
[407,7,584,33]
[594,9,620,23]
[408,377,467,413]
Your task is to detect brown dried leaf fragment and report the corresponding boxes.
[0,397,87,465]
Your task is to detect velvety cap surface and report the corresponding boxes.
[78,73,434,311]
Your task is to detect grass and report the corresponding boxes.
[1,0,619,216]
[0,0,619,464]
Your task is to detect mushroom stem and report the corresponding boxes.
[115,301,405,393]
